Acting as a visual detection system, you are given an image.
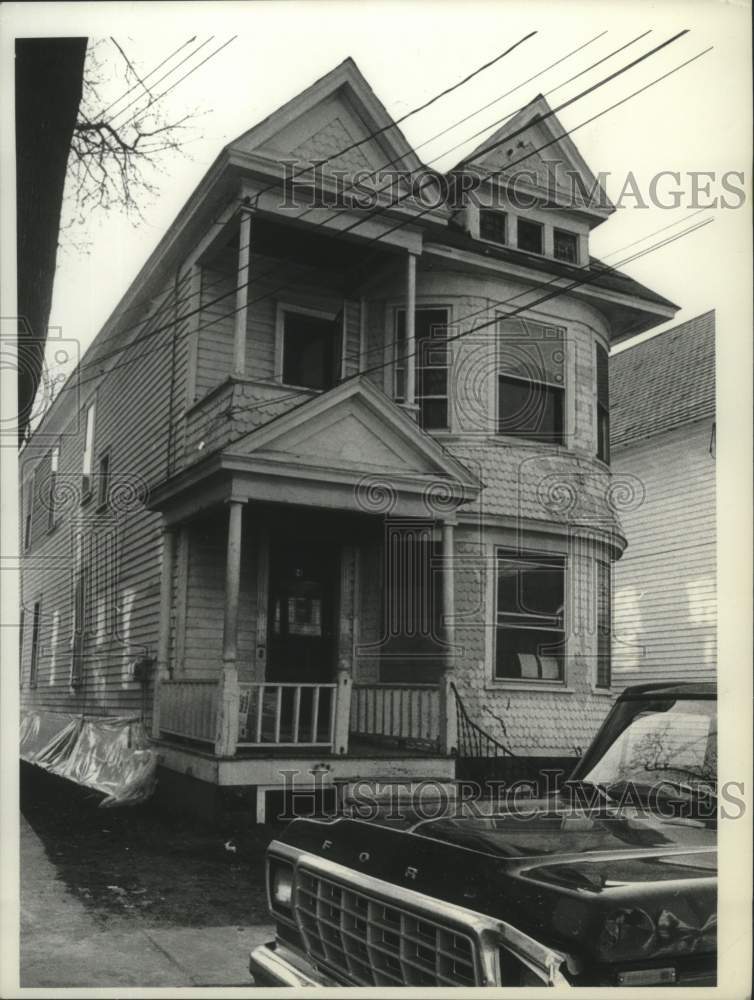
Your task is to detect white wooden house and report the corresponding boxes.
[19,59,678,820]
[610,311,716,687]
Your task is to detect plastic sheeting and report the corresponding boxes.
[20,711,157,807]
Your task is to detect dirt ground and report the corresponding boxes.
[19,767,282,987]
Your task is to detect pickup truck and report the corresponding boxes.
[250,681,717,988]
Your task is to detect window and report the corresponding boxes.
[554,228,579,264]
[82,402,95,501]
[480,209,507,245]
[281,309,341,390]
[497,318,565,444]
[396,308,450,430]
[71,561,89,687]
[495,550,566,682]
[48,445,59,531]
[97,452,111,509]
[23,473,34,551]
[596,560,611,689]
[517,218,543,255]
[29,601,41,688]
[596,343,610,462]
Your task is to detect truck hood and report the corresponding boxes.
[278,807,716,967]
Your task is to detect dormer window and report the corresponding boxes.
[480,209,507,245]
[554,228,579,264]
[517,218,543,255]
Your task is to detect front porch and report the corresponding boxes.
[147,378,482,815]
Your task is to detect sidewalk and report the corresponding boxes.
[20,813,274,988]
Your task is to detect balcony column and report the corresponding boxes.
[440,515,458,755]
[233,208,252,375]
[404,251,417,412]
[216,498,245,756]
[151,525,176,738]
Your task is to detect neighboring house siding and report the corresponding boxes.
[611,418,716,686]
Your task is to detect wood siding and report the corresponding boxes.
[611,419,716,687]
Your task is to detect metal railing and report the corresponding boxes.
[159,679,218,744]
[237,682,337,749]
[451,681,515,758]
[350,683,441,749]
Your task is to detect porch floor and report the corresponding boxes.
[153,734,445,760]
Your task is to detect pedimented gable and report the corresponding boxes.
[458,96,613,219]
[223,378,481,489]
[229,58,422,183]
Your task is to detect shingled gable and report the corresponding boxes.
[223,376,480,491]
[226,57,433,199]
[453,94,614,224]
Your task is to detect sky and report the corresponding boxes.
[1,0,746,393]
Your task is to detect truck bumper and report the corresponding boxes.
[249,941,338,987]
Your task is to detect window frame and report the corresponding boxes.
[479,209,508,246]
[274,302,342,392]
[48,444,60,532]
[97,450,111,511]
[23,471,35,551]
[517,217,544,256]
[81,401,96,503]
[595,559,612,690]
[29,600,42,689]
[394,304,451,432]
[493,547,568,685]
[496,318,567,446]
[595,341,610,463]
[553,227,580,264]
[70,560,89,688]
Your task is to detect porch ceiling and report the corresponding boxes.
[150,377,482,523]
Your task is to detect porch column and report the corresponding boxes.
[334,545,357,755]
[233,208,252,375]
[440,515,458,755]
[405,251,417,409]
[152,526,176,738]
[216,499,244,756]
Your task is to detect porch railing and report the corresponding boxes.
[350,683,442,749]
[159,679,218,744]
[237,682,337,749]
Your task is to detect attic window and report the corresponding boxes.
[517,218,543,255]
[281,308,342,391]
[554,229,579,264]
[480,209,507,245]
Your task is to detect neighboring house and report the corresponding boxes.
[610,311,716,688]
[19,58,678,819]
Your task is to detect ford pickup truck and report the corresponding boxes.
[250,681,717,988]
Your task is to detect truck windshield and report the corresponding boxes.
[575,697,717,795]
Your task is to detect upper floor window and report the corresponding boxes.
[480,209,507,245]
[97,451,111,510]
[596,560,611,689]
[517,218,543,255]
[281,308,342,391]
[498,319,565,445]
[48,445,59,531]
[82,402,95,501]
[29,601,42,688]
[395,307,450,431]
[554,228,579,264]
[71,559,90,688]
[23,472,35,551]
[596,343,610,462]
[495,550,566,682]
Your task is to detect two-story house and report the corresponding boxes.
[19,58,678,821]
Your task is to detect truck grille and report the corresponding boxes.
[294,867,480,987]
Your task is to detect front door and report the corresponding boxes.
[267,538,338,683]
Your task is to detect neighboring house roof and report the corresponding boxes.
[609,310,715,448]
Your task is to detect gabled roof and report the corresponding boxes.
[451,94,614,223]
[227,57,426,182]
[610,311,715,448]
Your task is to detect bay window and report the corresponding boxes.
[495,550,566,682]
[395,307,450,430]
[497,318,565,444]
[596,342,610,462]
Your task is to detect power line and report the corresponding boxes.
[63,31,670,363]
[97,37,198,119]
[39,38,711,414]
[109,38,154,104]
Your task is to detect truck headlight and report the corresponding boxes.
[269,860,294,915]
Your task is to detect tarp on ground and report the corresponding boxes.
[20,711,157,807]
